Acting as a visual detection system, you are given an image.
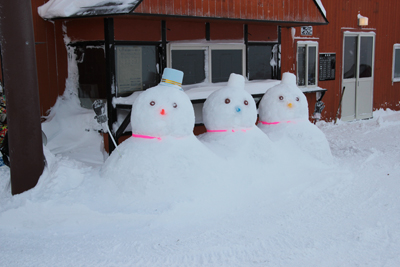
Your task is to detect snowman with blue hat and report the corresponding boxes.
[101,68,222,208]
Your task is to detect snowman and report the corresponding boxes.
[257,72,333,165]
[101,68,222,208]
[198,73,276,167]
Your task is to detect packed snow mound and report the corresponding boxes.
[258,72,333,165]
[41,94,105,166]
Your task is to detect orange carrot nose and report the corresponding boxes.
[160,109,166,115]
[287,103,293,108]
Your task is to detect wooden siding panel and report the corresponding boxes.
[228,0,234,18]
[248,24,278,42]
[173,0,181,15]
[65,18,104,42]
[114,18,161,41]
[133,0,326,24]
[210,21,243,40]
[180,0,188,16]
[221,0,228,17]
[167,20,205,41]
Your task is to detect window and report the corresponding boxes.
[297,41,318,87]
[248,44,280,80]
[171,49,206,85]
[115,45,159,96]
[393,44,400,82]
[167,43,245,85]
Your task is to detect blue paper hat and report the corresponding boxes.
[160,68,184,90]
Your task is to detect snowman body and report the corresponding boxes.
[199,74,275,165]
[258,73,333,165]
[102,82,221,207]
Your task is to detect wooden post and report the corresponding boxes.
[0,0,45,194]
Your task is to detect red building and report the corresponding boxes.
[282,1,400,122]
[4,0,400,152]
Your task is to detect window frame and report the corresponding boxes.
[296,41,319,88]
[392,44,400,83]
[167,42,246,84]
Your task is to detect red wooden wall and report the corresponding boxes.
[281,0,400,121]
[134,0,326,24]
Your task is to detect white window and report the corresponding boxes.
[392,44,400,82]
[167,43,246,85]
[297,41,318,87]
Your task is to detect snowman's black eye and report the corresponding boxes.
[279,96,284,100]
[150,101,155,106]
[225,98,230,104]
[172,103,177,108]
[244,100,248,105]
[296,97,300,101]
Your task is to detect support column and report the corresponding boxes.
[0,0,45,194]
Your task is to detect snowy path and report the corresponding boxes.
[1,110,400,266]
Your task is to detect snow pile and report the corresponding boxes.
[1,77,400,265]
[41,94,105,166]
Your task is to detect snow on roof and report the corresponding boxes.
[38,0,141,19]
[315,0,327,18]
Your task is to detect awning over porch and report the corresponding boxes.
[38,0,328,25]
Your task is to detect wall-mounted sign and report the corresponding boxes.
[301,26,313,36]
[319,53,336,81]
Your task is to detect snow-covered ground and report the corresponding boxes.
[0,94,399,266]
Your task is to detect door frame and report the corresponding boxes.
[341,31,376,121]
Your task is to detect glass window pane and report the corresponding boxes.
[141,46,158,89]
[359,36,373,78]
[171,50,205,85]
[343,36,357,79]
[308,46,316,85]
[297,46,306,86]
[211,49,243,83]
[394,48,400,79]
[115,45,158,97]
[248,45,272,80]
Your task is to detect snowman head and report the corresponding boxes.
[202,73,257,130]
[130,69,194,138]
[258,73,309,123]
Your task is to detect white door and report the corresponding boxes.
[342,33,375,121]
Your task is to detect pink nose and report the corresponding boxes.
[160,109,165,115]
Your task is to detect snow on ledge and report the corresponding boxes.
[38,0,140,19]
[113,80,282,107]
[113,80,327,107]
